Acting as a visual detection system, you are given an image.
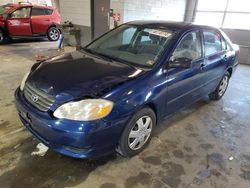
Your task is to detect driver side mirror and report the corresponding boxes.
[168,57,192,69]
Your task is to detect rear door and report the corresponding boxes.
[166,30,206,115]
[201,30,227,94]
[6,7,32,36]
[31,7,52,34]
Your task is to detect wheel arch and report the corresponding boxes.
[47,24,61,33]
[227,67,233,78]
[127,102,158,127]
[0,26,7,36]
[144,103,158,125]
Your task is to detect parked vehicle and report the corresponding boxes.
[15,21,239,159]
[0,3,61,43]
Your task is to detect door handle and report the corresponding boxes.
[200,62,206,70]
[44,19,50,21]
[223,55,228,61]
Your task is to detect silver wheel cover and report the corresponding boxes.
[128,116,153,150]
[218,76,228,96]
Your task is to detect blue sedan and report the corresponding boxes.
[15,21,239,158]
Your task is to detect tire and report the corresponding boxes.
[209,72,230,100]
[117,107,156,157]
[0,30,5,44]
[47,27,60,41]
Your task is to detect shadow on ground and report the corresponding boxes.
[1,38,49,45]
[0,137,118,188]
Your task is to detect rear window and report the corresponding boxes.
[31,8,53,16]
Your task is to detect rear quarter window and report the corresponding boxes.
[44,9,53,15]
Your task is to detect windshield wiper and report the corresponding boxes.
[82,48,112,62]
[106,55,138,67]
[82,48,148,69]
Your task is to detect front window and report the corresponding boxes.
[10,7,31,18]
[172,31,202,61]
[86,25,174,68]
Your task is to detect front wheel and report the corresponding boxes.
[47,27,60,41]
[117,107,156,157]
[0,30,5,44]
[209,72,230,100]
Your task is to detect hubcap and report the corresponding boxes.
[128,116,153,150]
[50,29,59,40]
[218,76,228,96]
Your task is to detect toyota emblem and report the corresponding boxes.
[31,94,39,102]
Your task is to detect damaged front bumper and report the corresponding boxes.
[14,88,128,159]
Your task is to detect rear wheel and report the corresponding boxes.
[47,27,60,41]
[209,72,230,100]
[117,107,156,157]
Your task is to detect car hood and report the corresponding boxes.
[27,51,144,101]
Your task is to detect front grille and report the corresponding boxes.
[23,83,55,112]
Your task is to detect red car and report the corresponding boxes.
[0,3,61,44]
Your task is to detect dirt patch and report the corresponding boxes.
[200,143,214,150]
[100,183,116,188]
[125,172,151,188]
[0,121,10,128]
[208,153,225,170]
[173,150,184,159]
[183,146,192,152]
[239,170,250,181]
[159,162,185,187]
[140,156,162,165]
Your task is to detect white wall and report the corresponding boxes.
[59,0,91,27]
[110,0,187,26]
[0,0,12,5]
[0,0,52,6]
[111,0,124,23]
[223,29,250,65]
[123,0,186,22]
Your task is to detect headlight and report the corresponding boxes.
[20,71,30,91]
[53,99,113,121]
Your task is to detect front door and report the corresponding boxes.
[93,0,110,39]
[6,7,32,36]
[166,30,206,115]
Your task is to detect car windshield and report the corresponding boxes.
[0,5,12,14]
[86,25,174,68]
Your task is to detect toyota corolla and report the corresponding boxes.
[15,21,239,158]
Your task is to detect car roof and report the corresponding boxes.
[126,20,219,32]
[6,3,54,10]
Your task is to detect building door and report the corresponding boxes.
[93,0,110,39]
